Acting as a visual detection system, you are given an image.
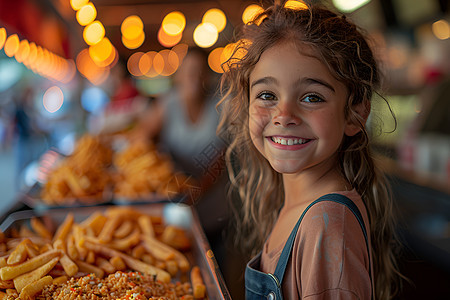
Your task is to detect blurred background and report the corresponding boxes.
[0,0,449,299]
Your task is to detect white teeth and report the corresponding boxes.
[271,137,307,145]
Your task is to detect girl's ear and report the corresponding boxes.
[344,100,370,137]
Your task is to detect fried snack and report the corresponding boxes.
[75,260,104,279]
[7,239,31,265]
[83,241,170,283]
[53,213,73,243]
[113,140,193,200]
[161,225,191,251]
[41,134,113,204]
[191,266,206,299]
[18,275,52,300]
[0,249,61,280]
[13,257,59,293]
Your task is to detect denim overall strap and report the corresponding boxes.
[273,193,372,288]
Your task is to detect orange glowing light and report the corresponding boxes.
[121,15,144,40]
[143,51,159,78]
[23,42,37,67]
[0,28,6,50]
[162,11,186,36]
[127,52,144,76]
[202,8,227,32]
[157,49,180,76]
[89,37,113,64]
[157,26,182,48]
[208,47,224,73]
[15,39,30,63]
[122,31,145,49]
[76,3,97,26]
[284,0,308,10]
[76,49,109,85]
[4,34,19,57]
[193,22,218,48]
[70,0,89,11]
[242,4,264,24]
[139,51,153,75]
[83,21,105,45]
[432,19,450,40]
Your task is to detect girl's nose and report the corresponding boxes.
[272,102,300,127]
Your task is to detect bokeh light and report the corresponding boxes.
[4,34,19,57]
[127,52,144,76]
[81,86,109,114]
[89,37,114,66]
[121,15,144,40]
[43,86,64,113]
[0,28,6,50]
[242,4,264,24]
[432,19,450,40]
[76,49,109,85]
[158,27,182,48]
[162,11,186,36]
[70,0,89,11]
[83,21,105,45]
[76,3,97,26]
[158,49,179,76]
[193,22,218,48]
[15,39,30,63]
[172,43,189,63]
[122,31,145,49]
[208,47,224,73]
[202,8,227,32]
[139,51,153,75]
[284,0,308,10]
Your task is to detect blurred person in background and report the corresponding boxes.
[13,86,49,190]
[131,46,234,288]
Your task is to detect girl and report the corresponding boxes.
[217,2,401,299]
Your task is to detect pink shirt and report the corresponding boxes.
[260,190,373,299]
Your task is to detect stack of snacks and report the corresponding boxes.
[41,134,113,205]
[0,207,206,299]
[113,141,195,201]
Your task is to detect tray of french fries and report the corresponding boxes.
[23,134,196,209]
[0,203,231,299]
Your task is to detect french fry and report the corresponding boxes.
[83,241,170,283]
[30,218,52,240]
[137,215,154,237]
[60,254,78,277]
[190,266,206,299]
[53,213,74,243]
[131,245,146,259]
[141,254,155,265]
[13,257,59,293]
[0,257,6,268]
[52,275,68,285]
[7,239,31,265]
[18,275,52,300]
[80,212,107,236]
[96,257,115,274]
[141,236,175,261]
[166,260,178,276]
[0,279,13,289]
[0,249,61,280]
[19,225,34,238]
[97,215,121,243]
[72,224,87,260]
[114,220,134,239]
[66,234,79,260]
[86,250,96,264]
[6,288,18,298]
[161,226,191,251]
[75,260,104,278]
[109,228,141,251]
[24,243,39,258]
[53,239,66,252]
[109,256,126,271]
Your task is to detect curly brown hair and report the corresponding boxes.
[217,2,402,299]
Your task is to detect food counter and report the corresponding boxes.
[0,134,231,299]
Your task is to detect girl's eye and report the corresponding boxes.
[257,92,277,101]
[302,94,323,103]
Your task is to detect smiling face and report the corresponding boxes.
[249,42,354,176]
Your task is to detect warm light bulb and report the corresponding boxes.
[0,28,6,50]
[193,22,218,48]
[76,3,97,26]
[158,27,182,48]
[432,19,450,40]
[121,15,144,40]
[15,39,30,63]
[242,4,264,24]
[83,21,105,45]
[70,0,89,11]
[89,37,113,65]
[4,34,20,57]
[122,31,145,49]
[284,1,308,10]
[208,47,224,73]
[202,8,227,32]
[162,11,186,36]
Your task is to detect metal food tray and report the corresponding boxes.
[0,203,231,300]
